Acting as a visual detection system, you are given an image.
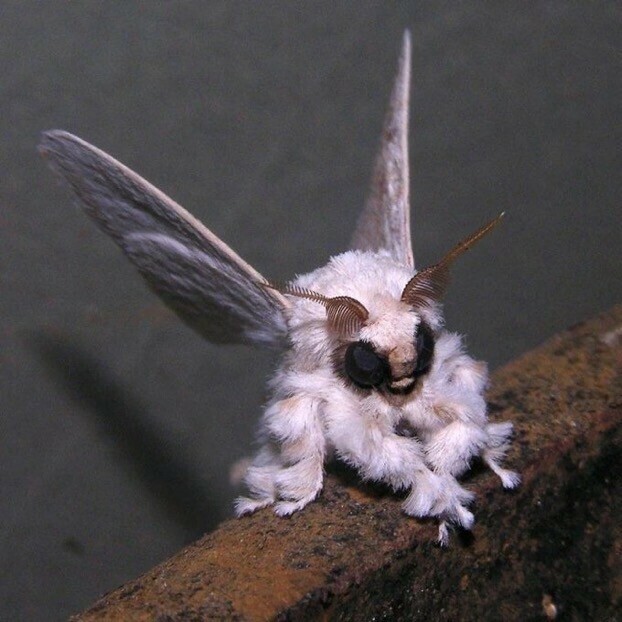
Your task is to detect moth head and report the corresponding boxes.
[265,282,433,396]
[349,299,435,395]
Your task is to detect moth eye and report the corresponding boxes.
[345,341,388,388]
[414,322,435,376]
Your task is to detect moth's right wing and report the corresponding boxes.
[350,31,414,270]
[39,130,290,348]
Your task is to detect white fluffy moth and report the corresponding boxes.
[39,32,518,544]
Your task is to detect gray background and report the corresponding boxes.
[1,2,620,619]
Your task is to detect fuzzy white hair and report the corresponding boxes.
[236,250,518,542]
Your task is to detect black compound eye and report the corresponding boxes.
[414,322,435,376]
[345,341,388,388]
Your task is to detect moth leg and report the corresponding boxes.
[329,417,423,489]
[234,445,279,516]
[482,422,521,489]
[403,467,475,533]
[237,387,326,517]
[237,392,325,517]
[436,348,520,488]
[437,520,450,547]
[273,452,325,517]
[270,394,326,516]
[326,410,468,528]
[425,420,488,479]
[419,420,493,532]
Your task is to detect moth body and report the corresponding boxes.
[39,32,518,543]
[236,249,517,538]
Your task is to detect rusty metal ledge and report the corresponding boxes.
[73,306,622,621]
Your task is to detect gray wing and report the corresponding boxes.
[350,30,414,270]
[39,130,290,348]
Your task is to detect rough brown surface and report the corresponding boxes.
[73,306,622,621]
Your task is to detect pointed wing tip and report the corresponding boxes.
[402,29,412,52]
[398,30,412,77]
[38,129,59,157]
[392,29,412,119]
[38,130,81,160]
[39,128,70,145]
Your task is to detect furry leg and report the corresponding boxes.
[482,422,520,488]
[425,420,488,478]
[412,421,488,530]
[325,407,472,529]
[402,468,475,530]
[274,453,325,516]
[234,445,280,515]
[238,392,326,516]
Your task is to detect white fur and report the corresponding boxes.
[237,251,519,541]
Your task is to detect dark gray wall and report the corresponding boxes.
[1,2,620,619]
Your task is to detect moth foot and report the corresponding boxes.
[483,420,519,488]
[403,471,474,524]
[274,491,320,517]
[402,470,442,516]
[234,495,273,516]
[437,521,450,546]
[436,503,473,545]
[433,498,473,545]
[483,454,521,489]
[450,503,474,530]
[274,500,303,516]
[496,467,521,489]
[438,478,475,532]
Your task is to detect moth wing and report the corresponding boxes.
[350,31,414,270]
[39,130,290,348]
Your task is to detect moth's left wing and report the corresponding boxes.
[39,130,290,348]
[350,31,414,270]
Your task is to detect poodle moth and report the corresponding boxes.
[39,32,518,543]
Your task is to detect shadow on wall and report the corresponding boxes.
[27,329,219,542]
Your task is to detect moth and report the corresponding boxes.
[39,32,518,543]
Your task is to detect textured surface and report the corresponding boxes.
[1,3,620,619]
[74,305,622,621]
